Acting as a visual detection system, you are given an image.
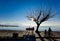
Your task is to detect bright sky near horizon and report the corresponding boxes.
[0,0,60,27]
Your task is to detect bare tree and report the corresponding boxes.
[27,9,53,32]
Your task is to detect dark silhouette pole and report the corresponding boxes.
[44,30,47,37]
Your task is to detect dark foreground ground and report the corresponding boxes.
[0,34,60,41]
[0,35,36,41]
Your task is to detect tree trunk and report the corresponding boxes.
[36,24,40,32]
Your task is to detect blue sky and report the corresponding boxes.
[0,0,60,26]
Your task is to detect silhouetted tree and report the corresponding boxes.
[27,9,54,32]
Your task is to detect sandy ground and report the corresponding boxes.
[0,30,60,41]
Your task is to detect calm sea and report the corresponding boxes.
[0,26,60,32]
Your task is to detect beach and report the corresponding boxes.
[0,30,60,41]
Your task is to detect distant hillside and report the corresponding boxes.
[0,24,19,27]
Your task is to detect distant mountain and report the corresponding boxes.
[0,24,19,27]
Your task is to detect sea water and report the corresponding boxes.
[0,26,60,32]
